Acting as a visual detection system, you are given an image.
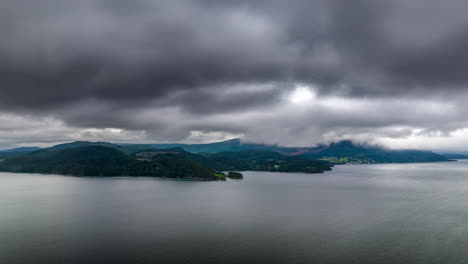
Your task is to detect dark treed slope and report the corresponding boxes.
[143,148,332,174]
[0,146,135,176]
[196,150,331,173]
[0,146,219,179]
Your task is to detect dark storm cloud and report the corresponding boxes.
[0,0,296,111]
[2,0,468,108]
[2,0,468,148]
[326,0,468,92]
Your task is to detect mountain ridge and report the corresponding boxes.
[0,142,333,177]
[150,138,450,164]
[0,139,450,168]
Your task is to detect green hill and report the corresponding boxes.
[140,148,332,174]
[0,146,218,179]
[201,151,331,173]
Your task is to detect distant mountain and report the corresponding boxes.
[442,153,468,160]
[302,140,449,164]
[49,141,116,150]
[2,147,42,153]
[153,139,450,164]
[0,146,42,158]
[150,138,297,154]
[51,141,159,155]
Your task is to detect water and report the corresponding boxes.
[2,161,468,264]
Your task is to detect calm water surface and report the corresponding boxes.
[2,161,468,264]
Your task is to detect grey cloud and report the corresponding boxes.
[3,0,468,108]
[1,0,468,148]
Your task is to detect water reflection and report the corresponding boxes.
[2,161,468,263]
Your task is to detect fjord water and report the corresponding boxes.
[2,161,468,264]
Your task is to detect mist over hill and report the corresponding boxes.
[150,139,449,164]
[0,139,450,167]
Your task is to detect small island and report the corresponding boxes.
[228,171,243,179]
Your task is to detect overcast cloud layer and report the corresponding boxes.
[1,0,468,150]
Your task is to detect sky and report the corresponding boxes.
[1,0,468,150]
